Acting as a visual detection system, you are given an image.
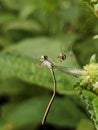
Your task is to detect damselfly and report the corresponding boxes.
[41,44,79,125]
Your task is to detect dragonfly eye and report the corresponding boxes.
[58,53,66,60]
[61,54,66,60]
[44,55,48,60]
[41,55,48,60]
[57,53,66,63]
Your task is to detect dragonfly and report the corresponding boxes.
[55,44,82,79]
[56,44,67,63]
[41,45,82,125]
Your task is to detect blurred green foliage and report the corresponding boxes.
[0,0,98,130]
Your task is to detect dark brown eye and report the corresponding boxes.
[61,53,66,60]
[44,55,48,60]
[41,55,48,60]
[58,53,66,60]
[57,53,66,63]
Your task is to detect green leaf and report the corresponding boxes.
[77,119,95,130]
[82,90,97,101]
[83,0,98,17]
[7,36,77,67]
[83,0,90,2]
[90,54,97,63]
[4,20,43,33]
[19,5,36,19]
[0,37,78,95]
[0,37,12,49]
[92,98,98,130]
[0,96,85,129]
[0,52,76,95]
[0,78,26,95]
[0,13,16,24]
[0,0,21,11]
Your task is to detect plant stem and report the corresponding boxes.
[42,68,56,125]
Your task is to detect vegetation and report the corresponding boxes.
[0,0,98,130]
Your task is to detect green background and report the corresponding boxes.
[0,0,98,130]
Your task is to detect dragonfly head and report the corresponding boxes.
[58,53,66,62]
